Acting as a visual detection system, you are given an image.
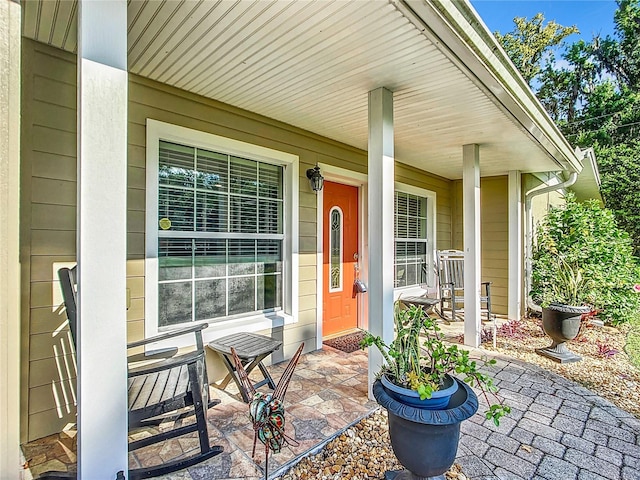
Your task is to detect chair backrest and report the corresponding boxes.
[58,266,78,346]
[437,250,465,290]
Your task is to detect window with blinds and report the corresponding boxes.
[157,140,284,327]
[394,191,428,288]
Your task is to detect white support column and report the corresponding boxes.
[367,87,395,397]
[508,170,522,320]
[0,1,21,477]
[462,144,481,347]
[77,1,128,477]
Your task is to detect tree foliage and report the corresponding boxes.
[495,0,640,256]
[591,141,640,253]
[538,41,599,123]
[494,13,578,85]
[594,0,640,90]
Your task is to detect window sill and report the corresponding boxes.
[202,311,295,344]
[146,312,296,351]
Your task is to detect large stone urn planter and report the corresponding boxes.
[373,377,478,480]
[536,303,591,363]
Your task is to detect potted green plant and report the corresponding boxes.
[532,254,595,363]
[360,303,509,479]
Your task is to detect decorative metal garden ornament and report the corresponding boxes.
[230,343,304,478]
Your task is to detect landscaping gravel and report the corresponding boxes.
[275,410,468,480]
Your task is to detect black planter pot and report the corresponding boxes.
[373,377,478,480]
[537,303,591,363]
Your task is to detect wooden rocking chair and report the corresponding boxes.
[436,250,494,323]
[38,266,223,479]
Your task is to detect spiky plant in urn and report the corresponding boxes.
[531,254,595,363]
[361,304,509,480]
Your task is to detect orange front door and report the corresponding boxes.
[323,181,359,337]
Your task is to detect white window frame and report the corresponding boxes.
[393,182,436,298]
[145,119,299,346]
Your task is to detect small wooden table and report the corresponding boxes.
[399,296,439,313]
[207,332,283,403]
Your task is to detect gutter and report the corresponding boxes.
[524,172,578,312]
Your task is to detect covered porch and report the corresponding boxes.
[23,347,374,479]
[1,0,601,478]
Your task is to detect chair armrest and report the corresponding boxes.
[127,347,178,363]
[128,349,203,377]
[441,282,455,291]
[127,323,209,349]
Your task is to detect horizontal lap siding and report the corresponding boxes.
[524,173,565,238]
[21,41,150,441]
[451,176,509,314]
[21,39,78,441]
[128,74,366,360]
[128,75,455,354]
[395,163,452,252]
[452,180,464,250]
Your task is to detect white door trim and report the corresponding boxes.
[314,165,368,350]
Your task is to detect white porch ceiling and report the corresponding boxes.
[21,0,579,179]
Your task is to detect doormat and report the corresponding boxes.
[323,330,366,354]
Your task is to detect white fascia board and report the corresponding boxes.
[396,0,583,174]
[571,147,603,203]
[577,147,601,186]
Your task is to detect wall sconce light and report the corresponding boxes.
[306,165,324,193]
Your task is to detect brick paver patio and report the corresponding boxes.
[459,352,640,480]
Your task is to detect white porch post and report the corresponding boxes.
[367,87,395,396]
[77,0,128,477]
[463,144,481,347]
[508,170,522,320]
[0,1,21,477]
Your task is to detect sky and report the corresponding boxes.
[470,1,619,43]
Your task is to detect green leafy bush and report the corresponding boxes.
[531,193,640,324]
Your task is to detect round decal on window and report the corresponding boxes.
[159,218,172,230]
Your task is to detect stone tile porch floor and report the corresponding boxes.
[22,333,640,480]
[22,347,376,480]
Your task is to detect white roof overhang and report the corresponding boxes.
[21,0,584,180]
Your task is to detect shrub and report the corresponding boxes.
[531,192,640,325]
